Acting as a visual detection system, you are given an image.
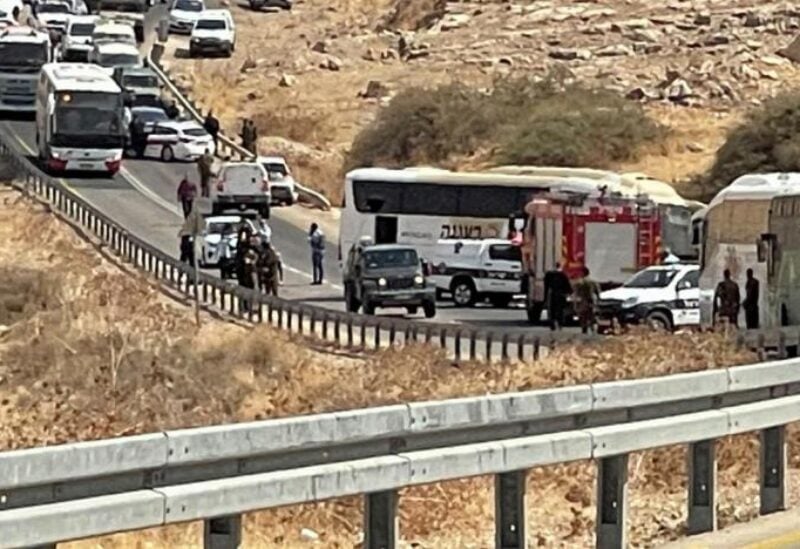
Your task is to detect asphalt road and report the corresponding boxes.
[0,10,576,335]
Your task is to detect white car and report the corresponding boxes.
[596,264,700,332]
[168,0,204,34]
[258,155,299,206]
[213,161,270,217]
[88,41,140,75]
[130,105,167,129]
[189,9,234,57]
[91,20,136,46]
[141,120,215,161]
[59,15,97,61]
[35,1,73,34]
[199,214,271,268]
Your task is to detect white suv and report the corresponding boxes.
[213,161,271,218]
[189,9,234,57]
[258,155,298,205]
[59,15,97,61]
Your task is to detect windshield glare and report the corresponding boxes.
[123,74,158,88]
[133,109,166,122]
[363,249,418,270]
[184,128,208,137]
[0,43,48,65]
[624,269,678,289]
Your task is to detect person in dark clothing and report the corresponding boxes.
[238,234,260,313]
[164,100,180,119]
[544,263,572,331]
[573,266,599,334]
[203,110,220,149]
[179,230,194,266]
[240,119,258,155]
[714,268,740,327]
[257,240,281,297]
[234,224,253,281]
[197,149,213,198]
[177,174,197,218]
[743,268,760,330]
[129,116,147,157]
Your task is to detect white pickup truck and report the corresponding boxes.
[428,238,523,307]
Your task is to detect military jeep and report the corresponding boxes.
[343,244,436,318]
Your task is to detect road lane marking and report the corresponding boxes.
[7,127,86,201]
[744,529,800,549]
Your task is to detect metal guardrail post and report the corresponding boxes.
[760,426,787,515]
[364,490,398,549]
[596,454,628,549]
[204,515,241,549]
[687,439,716,534]
[495,470,527,549]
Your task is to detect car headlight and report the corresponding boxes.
[622,297,639,308]
[378,277,387,287]
[414,275,424,286]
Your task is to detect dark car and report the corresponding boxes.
[343,244,436,318]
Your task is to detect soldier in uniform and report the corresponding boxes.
[714,268,741,327]
[573,266,599,334]
[237,234,261,313]
[257,240,282,297]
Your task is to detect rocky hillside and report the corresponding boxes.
[163,0,800,201]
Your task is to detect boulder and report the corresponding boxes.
[778,35,800,63]
[594,44,633,57]
[278,74,296,87]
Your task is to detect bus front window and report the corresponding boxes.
[52,92,124,148]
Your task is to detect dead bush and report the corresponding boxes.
[346,77,663,171]
[699,91,800,201]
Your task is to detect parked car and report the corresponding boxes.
[93,0,146,42]
[257,155,298,206]
[189,8,234,57]
[130,105,167,129]
[168,0,204,34]
[343,243,436,317]
[91,20,136,45]
[199,214,271,272]
[212,161,270,217]
[88,40,140,75]
[35,1,73,35]
[140,119,215,161]
[596,263,700,332]
[58,15,97,61]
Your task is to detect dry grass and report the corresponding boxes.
[1,186,796,548]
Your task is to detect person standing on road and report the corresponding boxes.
[237,233,260,313]
[164,99,180,119]
[309,222,325,285]
[714,268,741,328]
[573,266,599,334]
[544,263,572,331]
[240,119,258,155]
[197,149,214,198]
[257,240,281,297]
[203,110,220,150]
[177,173,197,218]
[743,268,760,330]
[178,227,194,266]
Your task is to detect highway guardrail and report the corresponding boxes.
[147,42,333,211]
[1,358,799,548]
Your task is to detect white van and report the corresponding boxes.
[213,161,271,218]
[428,238,523,307]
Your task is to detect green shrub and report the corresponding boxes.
[346,76,663,172]
[700,92,800,201]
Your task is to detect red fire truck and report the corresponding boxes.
[521,191,662,323]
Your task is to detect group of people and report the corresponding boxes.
[234,224,284,304]
[543,264,599,334]
[714,267,760,330]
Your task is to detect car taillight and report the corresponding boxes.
[47,157,67,171]
[105,159,121,174]
[217,180,225,191]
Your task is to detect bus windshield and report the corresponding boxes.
[0,42,49,67]
[363,249,418,270]
[52,92,125,148]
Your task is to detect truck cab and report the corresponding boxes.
[428,238,522,308]
[0,27,51,112]
[343,243,436,318]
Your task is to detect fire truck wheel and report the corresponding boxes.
[450,277,476,307]
[646,311,672,332]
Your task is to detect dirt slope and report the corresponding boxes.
[163,0,800,202]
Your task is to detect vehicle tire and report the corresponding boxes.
[450,277,476,307]
[363,300,376,316]
[526,302,543,325]
[161,145,174,162]
[489,294,512,308]
[406,306,418,316]
[646,311,672,332]
[423,301,436,319]
[259,205,270,218]
[224,45,232,58]
[211,203,221,215]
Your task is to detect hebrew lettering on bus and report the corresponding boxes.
[440,223,502,239]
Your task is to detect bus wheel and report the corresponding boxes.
[451,277,476,307]
[161,145,174,162]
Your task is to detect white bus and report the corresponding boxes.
[698,173,800,328]
[0,26,51,112]
[35,62,126,174]
[340,167,608,263]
